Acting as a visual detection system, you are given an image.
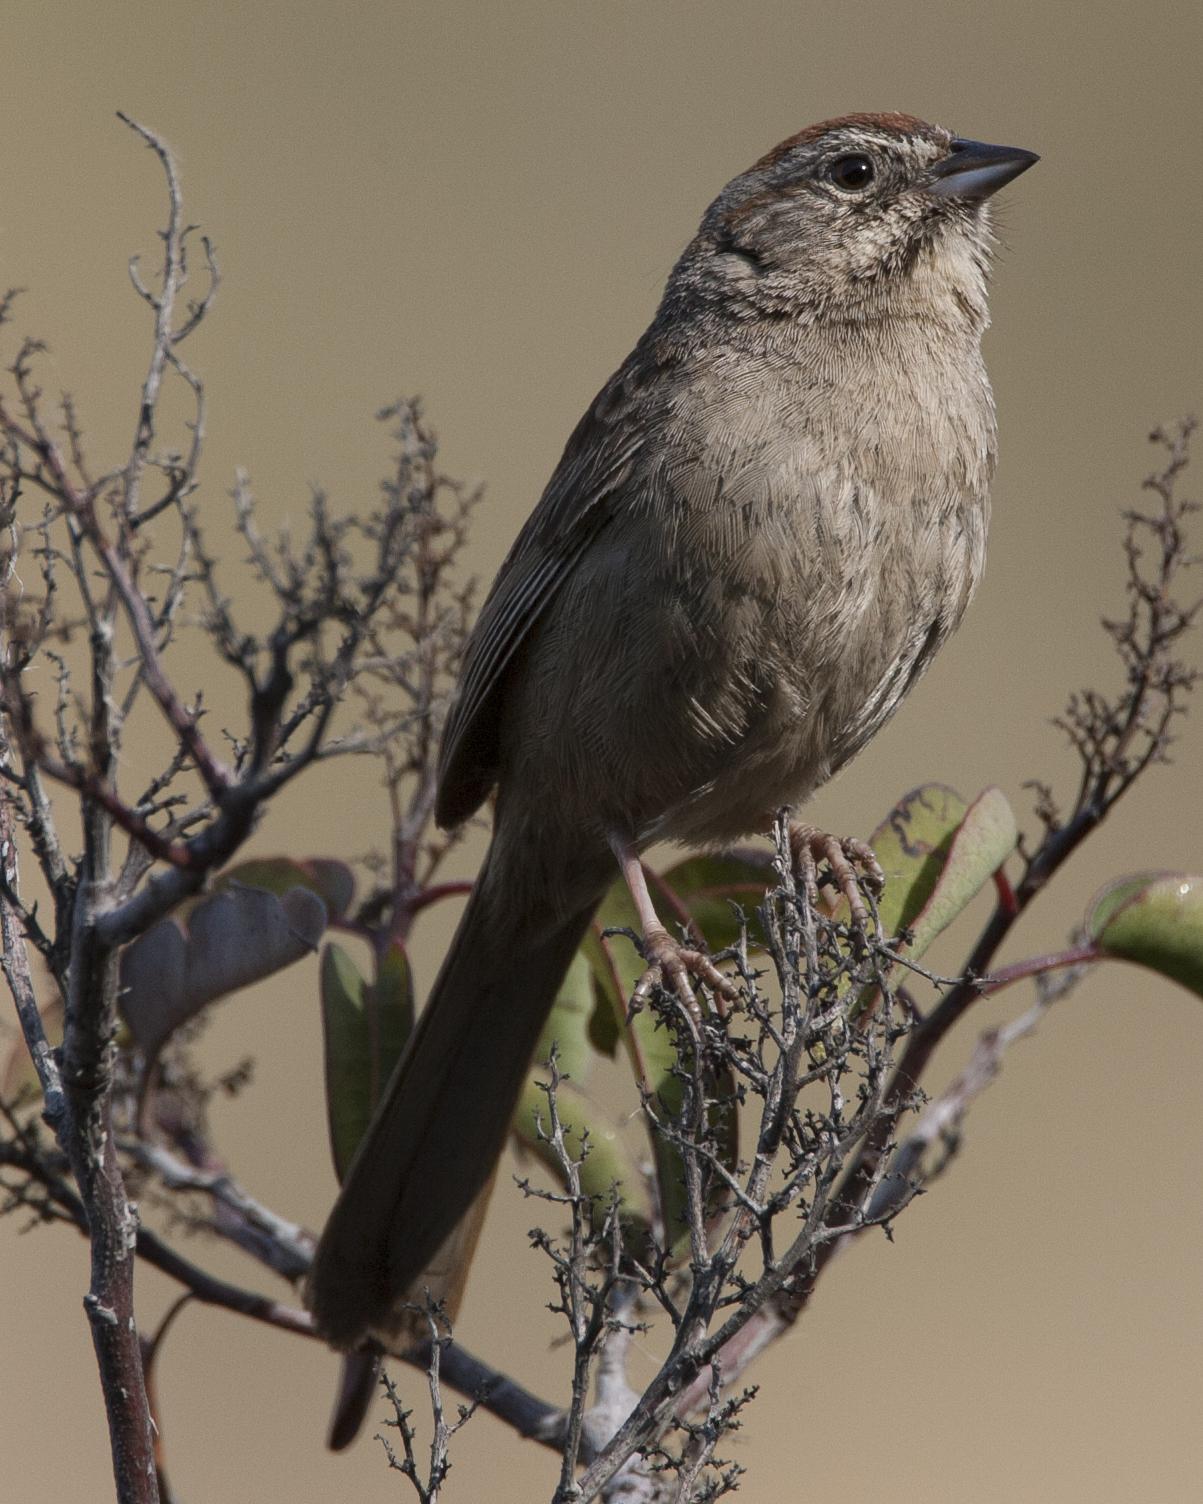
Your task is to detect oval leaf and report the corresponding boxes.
[535,951,601,1084]
[1086,871,1174,937]
[871,785,1017,960]
[578,851,767,1061]
[120,884,326,1059]
[654,848,773,952]
[902,787,1018,957]
[321,940,414,1181]
[1087,872,1203,998]
[576,857,750,1248]
[219,856,355,921]
[513,1073,654,1234]
[869,784,968,941]
[578,876,645,1061]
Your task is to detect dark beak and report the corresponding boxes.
[929,137,1039,201]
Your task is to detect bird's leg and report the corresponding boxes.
[609,836,736,1014]
[787,822,884,932]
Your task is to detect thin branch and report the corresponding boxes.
[0,791,64,1125]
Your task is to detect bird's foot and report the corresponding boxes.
[630,922,736,1021]
[788,823,884,933]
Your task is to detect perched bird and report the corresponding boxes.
[308,114,1037,1374]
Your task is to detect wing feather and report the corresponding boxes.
[435,390,647,827]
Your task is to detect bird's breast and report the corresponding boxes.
[639,344,992,842]
[501,330,994,852]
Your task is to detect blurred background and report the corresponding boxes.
[2,2,1201,1499]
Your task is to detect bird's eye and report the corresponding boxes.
[829,154,875,192]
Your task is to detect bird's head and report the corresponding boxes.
[672,114,1038,329]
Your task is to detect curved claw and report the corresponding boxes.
[789,823,884,932]
[630,923,736,1023]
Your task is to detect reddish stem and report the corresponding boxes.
[406,879,474,917]
[993,865,1020,918]
[981,941,1100,994]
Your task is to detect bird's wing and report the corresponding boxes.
[435,367,650,827]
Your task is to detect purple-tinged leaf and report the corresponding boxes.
[219,856,355,921]
[120,884,326,1061]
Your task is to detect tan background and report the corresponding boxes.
[2,2,1202,1500]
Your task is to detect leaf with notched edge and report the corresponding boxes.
[868,783,968,942]
[870,784,1017,960]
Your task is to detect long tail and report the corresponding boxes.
[307,838,603,1351]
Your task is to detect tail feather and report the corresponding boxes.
[308,841,601,1350]
[326,1352,380,1452]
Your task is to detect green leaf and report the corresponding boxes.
[1086,872,1168,936]
[654,848,773,951]
[320,944,370,1182]
[871,784,1017,960]
[513,1073,654,1235]
[572,854,756,1250]
[626,997,691,1244]
[587,984,622,1058]
[587,878,646,996]
[1086,872,1203,998]
[320,940,414,1181]
[579,880,700,1238]
[598,892,741,1252]
[638,1021,740,1255]
[535,951,600,1083]
[869,784,968,941]
[219,856,355,920]
[578,850,770,1061]
[578,876,645,1061]
[901,787,1018,957]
